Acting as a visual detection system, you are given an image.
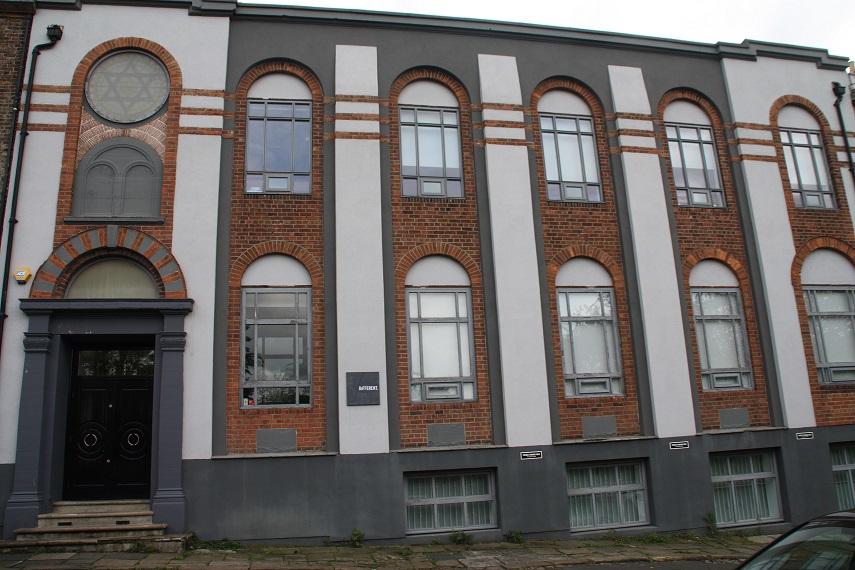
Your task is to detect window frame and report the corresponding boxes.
[665,122,725,208]
[405,287,476,403]
[240,287,312,408]
[540,113,603,203]
[710,452,782,528]
[803,287,855,384]
[244,99,312,195]
[556,287,623,397]
[404,471,497,534]
[780,127,834,209]
[566,461,649,531]
[832,444,855,510]
[690,287,753,391]
[399,105,463,199]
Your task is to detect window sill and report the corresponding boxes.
[394,443,506,453]
[212,450,335,460]
[554,435,655,445]
[64,216,165,225]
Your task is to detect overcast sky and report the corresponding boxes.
[240,0,854,64]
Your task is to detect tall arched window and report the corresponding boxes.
[538,90,602,203]
[555,258,622,396]
[801,249,855,383]
[689,260,752,390]
[71,138,162,220]
[245,74,313,194]
[240,255,313,406]
[398,81,463,198]
[405,255,474,402]
[779,105,833,209]
[664,101,723,208]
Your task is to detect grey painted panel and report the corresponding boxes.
[256,429,297,454]
[719,408,750,429]
[0,464,12,537]
[427,423,465,447]
[582,416,617,439]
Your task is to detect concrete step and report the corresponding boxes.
[37,510,154,528]
[0,532,190,553]
[50,500,150,514]
[15,523,167,542]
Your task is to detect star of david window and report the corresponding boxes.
[85,51,169,125]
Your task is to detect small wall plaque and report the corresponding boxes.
[796,432,814,440]
[346,372,380,406]
[669,441,690,450]
[520,451,543,460]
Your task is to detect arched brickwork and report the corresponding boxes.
[30,227,187,299]
[229,241,322,288]
[395,243,480,288]
[547,245,623,289]
[683,247,748,284]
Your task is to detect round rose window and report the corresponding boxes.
[85,51,169,124]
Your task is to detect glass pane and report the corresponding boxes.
[783,146,799,187]
[595,492,620,525]
[246,174,263,193]
[834,470,855,509]
[465,474,489,496]
[669,142,685,187]
[417,126,444,176]
[255,386,296,405]
[421,181,443,195]
[457,293,468,318]
[265,120,293,173]
[560,322,574,375]
[294,121,311,172]
[246,119,264,172]
[401,125,417,175]
[832,446,851,466]
[540,116,553,130]
[815,291,850,312]
[567,468,591,490]
[257,324,295,381]
[292,175,310,194]
[791,132,809,145]
[446,180,462,198]
[248,102,265,117]
[621,489,645,523]
[421,323,461,377]
[558,293,569,318]
[406,505,434,531]
[813,148,829,187]
[692,191,710,205]
[571,321,608,374]
[267,177,289,191]
[409,323,421,379]
[581,136,599,183]
[444,127,460,177]
[700,128,712,141]
[407,477,434,500]
[567,292,603,317]
[569,494,594,528]
[578,378,610,394]
[819,316,855,363]
[267,103,292,118]
[557,133,583,182]
[256,292,298,319]
[122,164,154,215]
[683,142,706,188]
[418,110,441,124]
[462,382,475,400]
[704,320,739,369]
[703,144,720,188]
[666,126,678,138]
[587,185,602,202]
[712,481,734,524]
[679,126,699,140]
[400,108,415,123]
[244,324,255,382]
[795,146,818,189]
[435,476,462,498]
[555,117,577,132]
[458,323,471,376]
[592,466,617,487]
[294,103,310,119]
[618,464,639,485]
[426,383,460,399]
[402,178,418,196]
[699,292,734,316]
[297,324,309,381]
[436,503,465,528]
[543,133,559,181]
[419,292,457,318]
[710,457,730,477]
[77,349,155,377]
[579,119,593,133]
[467,501,493,526]
[67,259,157,299]
[443,110,458,125]
[564,185,584,200]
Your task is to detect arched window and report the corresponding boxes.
[71,137,162,220]
[555,258,622,396]
[245,73,312,194]
[689,260,752,390]
[66,258,158,299]
[538,90,602,203]
[241,255,313,407]
[398,80,462,198]
[663,101,723,208]
[801,249,855,383]
[779,105,833,209]
[405,255,474,402]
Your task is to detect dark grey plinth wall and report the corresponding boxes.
[184,426,855,543]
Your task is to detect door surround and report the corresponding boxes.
[2,299,192,539]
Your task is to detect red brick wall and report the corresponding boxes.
[657,89,771,431]
[531,78,641,440]
[225,61,327,453]
[0,12,30,202]
[770,96,855,426]
[389,68,493,448]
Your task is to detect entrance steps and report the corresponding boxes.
[3,500,188,552]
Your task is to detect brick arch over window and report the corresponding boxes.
[792,237,855,284]
[395,243,481,289]
[55,38,182,248]
[233,60,325,196]
[683,247,748,285]
[388,67,475,199]
[546,245,623,289]
[229,241,322,289]
[30,227,187,299]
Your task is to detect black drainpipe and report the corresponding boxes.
[832,81,855,189]
[0,24,63,358]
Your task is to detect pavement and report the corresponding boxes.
[0,533,777,569]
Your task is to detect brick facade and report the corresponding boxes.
[0,11,30,206]
[225,61,327,453]
[657,89,772,431]
[531,78,641,440]
[388,68,493,448]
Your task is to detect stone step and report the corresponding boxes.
[15,523,167,542]
[0,532,190,553]
[37,510,154,528]
[50,500,150,514]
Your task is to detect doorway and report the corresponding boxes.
[63,346,155,500]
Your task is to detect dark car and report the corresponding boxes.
[737,510,855,569]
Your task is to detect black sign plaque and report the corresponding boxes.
[346,372,380,406]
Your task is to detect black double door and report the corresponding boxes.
[64,347,154,500]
